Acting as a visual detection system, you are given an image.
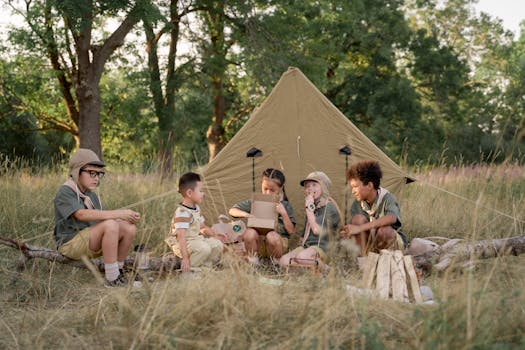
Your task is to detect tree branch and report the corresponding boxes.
[412,235,525,274]
[0,235,180,272]
[93,5,143,79]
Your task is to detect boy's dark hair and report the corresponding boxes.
[178,172,201,195]
[347,161,382,189]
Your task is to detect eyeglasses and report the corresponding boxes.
[80,169,105,179]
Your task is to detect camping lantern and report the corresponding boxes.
[246,147,263,192]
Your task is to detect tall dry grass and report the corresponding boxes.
[1,161,524,349]
[401,163,525,239]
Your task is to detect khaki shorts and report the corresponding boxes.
[367,232,405,255]
[58,227,102,260]
[258,235,289,258]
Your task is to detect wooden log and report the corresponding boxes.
[403,255,423,304]
[391,250,409,302]
[412,234,525,274]
[0,235,180,272]
[376,250,392,299]
[361,252,379,289]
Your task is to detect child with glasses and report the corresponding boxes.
[53,148,140,287]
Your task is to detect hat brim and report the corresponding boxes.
[300,178,319,187]
[86,161,106,167]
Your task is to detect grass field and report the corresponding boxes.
[1,161,524,349]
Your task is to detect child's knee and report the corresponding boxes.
[265,231,281,247]
[102,219,120,233]
[126,223,137,238]
[209,239,223,253]
[376,227,396,245]
[197,243,212,256]
[243,229,258,242]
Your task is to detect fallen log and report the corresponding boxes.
[0,235,180,272]
[2,234,525,275]
[412,234,525,274]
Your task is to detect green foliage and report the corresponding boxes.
[0,54,74,161]
[99,69,157,168]
[1,0,524,167]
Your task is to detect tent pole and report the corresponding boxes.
[345,154,348,225]
[252,158,255,193]
[339,145,352,225]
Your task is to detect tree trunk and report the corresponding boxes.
[204,1,227,162]
[65,1,141,158]
[206,77,226,161]
[77,77,103,157]
[145,0,184,179]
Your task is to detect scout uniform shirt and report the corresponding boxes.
[165,204,205,257]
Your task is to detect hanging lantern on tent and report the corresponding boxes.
[246,147,263,193]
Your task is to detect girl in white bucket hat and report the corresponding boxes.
[279,171,341,270]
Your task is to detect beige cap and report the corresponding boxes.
[69,148,105,183]
[299,171,331,194]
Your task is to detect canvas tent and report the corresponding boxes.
[201,67,413,230]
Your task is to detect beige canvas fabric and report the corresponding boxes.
[200,67,413,231]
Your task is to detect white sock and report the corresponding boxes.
[247,256,260,265]
[105,262,119,281]
[118,261,124,269]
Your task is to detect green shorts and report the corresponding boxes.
[58,227,102,260]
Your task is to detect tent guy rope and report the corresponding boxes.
[416,178,525,224]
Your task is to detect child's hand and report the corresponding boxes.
[200,227,213,237]
[340,224,360,238]
[118,209,141,224]
[305,194,314,208]
[275,203,286,216]
[181,257,190,272]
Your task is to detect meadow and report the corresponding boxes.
[1,159,524,349]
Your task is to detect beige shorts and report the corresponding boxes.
[258,235,289,258]
[367,232,405,255]
[58,227,102,260]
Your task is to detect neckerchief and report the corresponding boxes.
[63,179,97,210]
[361,187,389,223]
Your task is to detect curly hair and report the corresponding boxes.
[346,161,382,189]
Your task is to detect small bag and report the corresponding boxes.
[211,214,246,243]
